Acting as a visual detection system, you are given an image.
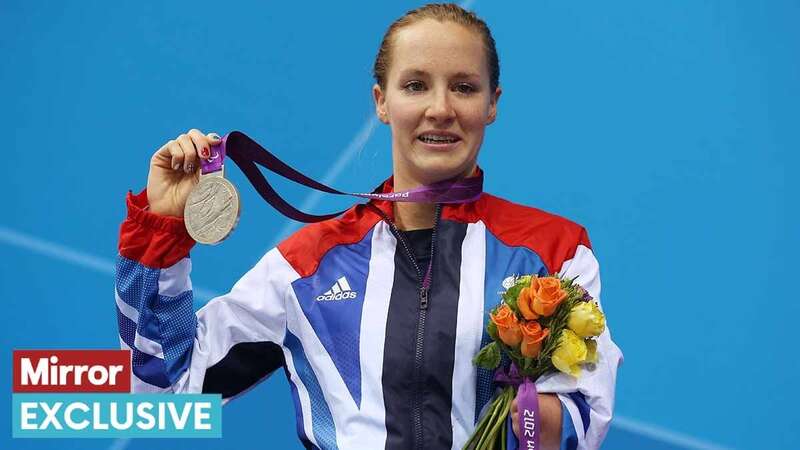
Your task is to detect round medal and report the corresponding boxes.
[184,175,241,245]
[182,131,483,244]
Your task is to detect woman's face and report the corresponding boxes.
[373,19,501,188]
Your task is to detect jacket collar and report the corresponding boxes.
[366,166,484,222]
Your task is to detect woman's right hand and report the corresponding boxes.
[146,129,221,217]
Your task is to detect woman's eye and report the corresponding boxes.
[403,81,426,92]
[454,83,476,94]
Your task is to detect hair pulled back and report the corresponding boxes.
[373,3,500,91]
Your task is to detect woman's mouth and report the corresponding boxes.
[417,132,461,150]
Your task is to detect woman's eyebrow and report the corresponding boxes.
[398,69,430,78]
[398,69,481,79]
[451,71,481,79]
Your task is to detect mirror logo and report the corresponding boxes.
[11,350,221,438]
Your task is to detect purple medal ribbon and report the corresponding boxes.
[200,131,483,223]
[494,363,541,450]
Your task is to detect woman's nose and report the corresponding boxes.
[425,89,456,122]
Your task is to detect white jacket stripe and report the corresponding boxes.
[157,257,192,297]
[349,221,396,449]
[450,222,487,450]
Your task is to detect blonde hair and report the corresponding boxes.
[373,3,500,91]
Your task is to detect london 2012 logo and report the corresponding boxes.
[11,350,222,438]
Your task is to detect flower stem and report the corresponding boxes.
[475,389,509,450]
[478,388,514,450]
[463,393,502,450]
[501,407,507,450]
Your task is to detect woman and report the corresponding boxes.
[115,4,621,449]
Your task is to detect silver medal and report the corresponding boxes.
[184,170,241,245]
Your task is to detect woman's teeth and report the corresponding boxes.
[419,134,458,144]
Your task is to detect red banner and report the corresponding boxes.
[13,350,131,393]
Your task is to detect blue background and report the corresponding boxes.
[2,1,797,449]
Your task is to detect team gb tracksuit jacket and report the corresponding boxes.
[115,171,623,450]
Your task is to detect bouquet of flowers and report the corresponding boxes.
[463,274,606,450]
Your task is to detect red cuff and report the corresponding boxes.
[118,189,196,268]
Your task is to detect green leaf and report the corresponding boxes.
[523,357,534,372]
[487,321,499,341]
[473,341,502,370]
[503,284,524,313]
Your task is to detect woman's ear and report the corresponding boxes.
[487,86,502,125]
[373,84,389,124]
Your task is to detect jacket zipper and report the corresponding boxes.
[367,202,443,450]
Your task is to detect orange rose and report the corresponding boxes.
[517,287,539,320]
[531,276,567,317]
[490,304,522,347]
[520,321,550,358]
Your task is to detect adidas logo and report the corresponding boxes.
[315,276,358,301]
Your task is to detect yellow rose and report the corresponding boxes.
[551,329,587,377]
[585,339,598,364]
[567,301,606,338]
